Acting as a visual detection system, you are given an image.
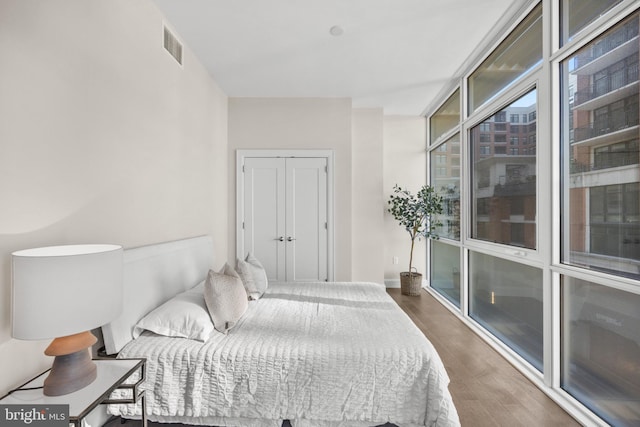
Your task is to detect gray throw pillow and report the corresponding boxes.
[203,263,248,333]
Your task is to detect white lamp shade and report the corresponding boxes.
[12,244,123,340]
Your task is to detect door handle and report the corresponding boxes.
[287,237,296,242]
[275,237,284,241]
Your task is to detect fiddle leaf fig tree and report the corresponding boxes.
[387,184,444,276]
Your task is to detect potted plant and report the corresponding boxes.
[387,184,443,296]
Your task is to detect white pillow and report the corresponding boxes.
[133,281,215,341]
[238,252,268,299]
[204,264,249,334]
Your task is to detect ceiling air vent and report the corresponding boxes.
[163,26,183,65]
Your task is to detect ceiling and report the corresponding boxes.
[152,0,524,116]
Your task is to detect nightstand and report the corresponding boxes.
[0,358,146,427]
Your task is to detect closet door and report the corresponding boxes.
[241,157,328,282]
[286,158,328,281]
[242,157,286,282]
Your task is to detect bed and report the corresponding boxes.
[102,236,460,427]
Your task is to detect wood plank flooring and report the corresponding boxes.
[387,288,582,427]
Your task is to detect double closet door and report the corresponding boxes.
[240,155,330,282]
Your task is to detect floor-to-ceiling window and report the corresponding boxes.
[468,87,543,371]
[560,7,640,426]
[427,1,640,426]
[430,89,462,307]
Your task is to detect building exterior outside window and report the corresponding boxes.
[563,14,640,279]
[431,133,461,241]
[471,89,537,249]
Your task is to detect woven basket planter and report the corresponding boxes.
[400,271,422,296]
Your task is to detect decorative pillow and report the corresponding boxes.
[204,263,249,333]
[236,258,259,300]
[133,281,215,341]
[238,252,268,299]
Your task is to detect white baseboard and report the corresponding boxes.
[384,279,400,288]
[384,279,428,289]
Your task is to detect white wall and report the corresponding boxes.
[227,100,425,286]
[227,98,353,281]
[383,116,428,286]
[0,0,228,394]
[0,2,429,395]
[352,109,385,284]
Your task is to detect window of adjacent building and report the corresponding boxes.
[430,240,461,307]
[561,13,640,279]
[468,3,542,114]
[560,0,623,45]
[478,169,490,188]
[589,183,640,261]
[430,88,460,143]
[432,133,461,241]
[471,89,537,249]
[510,195,525,215]
[593,140,639,170]
[470,251,543,371]
[561,277,640,426]
[510,223,525,245]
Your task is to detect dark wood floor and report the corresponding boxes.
[387,288,582,427]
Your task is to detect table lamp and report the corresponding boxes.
[11,244,123,396]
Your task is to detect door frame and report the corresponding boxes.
[236,149,335,281]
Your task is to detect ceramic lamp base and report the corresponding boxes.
[43,331,98,396]
[44,349,97,396]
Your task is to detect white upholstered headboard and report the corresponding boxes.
[102,235,214,355]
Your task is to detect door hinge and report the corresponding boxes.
[325,222,328,229]
[242,164,245,173]
[242,221,245,229]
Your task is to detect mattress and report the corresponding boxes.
[108,281,460,427]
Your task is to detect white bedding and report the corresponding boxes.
[109,281,460,427]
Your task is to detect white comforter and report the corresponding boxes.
[110,281,460,427]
